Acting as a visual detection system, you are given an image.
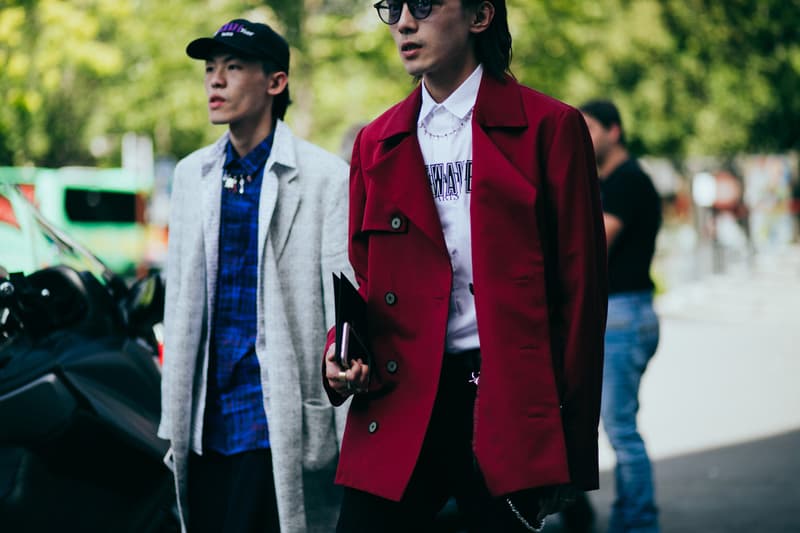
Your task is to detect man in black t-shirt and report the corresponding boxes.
[580,100,662,533]
[599,157,661,294]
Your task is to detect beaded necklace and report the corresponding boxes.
[420,107,474,139]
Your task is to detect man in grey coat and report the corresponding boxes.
[158,18,351,533]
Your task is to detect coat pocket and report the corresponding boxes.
[302,399,338,471]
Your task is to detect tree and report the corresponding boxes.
[658,0,800,154]
[0,1,128,165]
[1,1,798,167]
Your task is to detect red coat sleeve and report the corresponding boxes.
[544,107,608,489]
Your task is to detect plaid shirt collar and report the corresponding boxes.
[224,130,275,179]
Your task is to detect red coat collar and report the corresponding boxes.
[376,73,528,142]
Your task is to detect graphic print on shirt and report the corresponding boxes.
[426,159,473,202]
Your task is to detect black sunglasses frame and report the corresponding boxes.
[373,0,434,25]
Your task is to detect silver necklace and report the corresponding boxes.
[420,107,474,139]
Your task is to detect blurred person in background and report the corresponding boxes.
[158,18,350,533]
[581,99,663,533]
[322,1,608,531]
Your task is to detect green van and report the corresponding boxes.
[0,166,151,276]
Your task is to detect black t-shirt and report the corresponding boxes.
[600,158,662,295]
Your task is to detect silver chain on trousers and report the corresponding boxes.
[505,498,546,532]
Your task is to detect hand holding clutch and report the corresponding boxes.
[324,342,370,397]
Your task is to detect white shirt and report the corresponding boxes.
[417,65,482,353]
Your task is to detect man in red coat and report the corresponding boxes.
[323,1,607,531]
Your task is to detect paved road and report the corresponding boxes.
[554,245,800,532]
[582,430,800,533]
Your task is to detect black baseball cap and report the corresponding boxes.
[186,19,290,73]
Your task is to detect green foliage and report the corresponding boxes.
[566,0,800,157]
[0,0,797,167]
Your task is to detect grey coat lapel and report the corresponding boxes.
[200,134,227,329]
[259,120,300,265]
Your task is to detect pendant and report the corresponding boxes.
[223,176,237,191]
[223,174,252,194]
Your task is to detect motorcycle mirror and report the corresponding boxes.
[124,271,165,331]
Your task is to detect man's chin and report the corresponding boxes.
[209,115,229,125]
[401,60,424,78]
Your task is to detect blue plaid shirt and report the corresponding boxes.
[204,132,274,454]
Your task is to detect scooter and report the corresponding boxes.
[0,183,177,532]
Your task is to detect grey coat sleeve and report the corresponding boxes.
[157,161,186,441]
[319,157,353,444]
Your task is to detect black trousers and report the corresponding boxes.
[187,448,280,533]
[336,351,533,533]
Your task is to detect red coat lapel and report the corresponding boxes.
[474,73,528,129]
[363,74,531,255]
[364,85,448,253]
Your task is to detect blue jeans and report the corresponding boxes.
[602,291,660,533]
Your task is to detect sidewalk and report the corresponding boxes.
[585,429,800,533]
[577,245,800,533]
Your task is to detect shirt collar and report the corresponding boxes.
[224,130,275,177]
[419,64,483,125]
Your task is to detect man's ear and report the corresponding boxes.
[470,1,495,34]
[267,71,288,96]
[609,123,623,144]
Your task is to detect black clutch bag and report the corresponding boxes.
[332,272,372,369]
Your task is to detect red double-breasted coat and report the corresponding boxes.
[324,73,607,502]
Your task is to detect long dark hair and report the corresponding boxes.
[464,0,512,80]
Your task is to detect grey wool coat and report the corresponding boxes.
[158,120,352,533]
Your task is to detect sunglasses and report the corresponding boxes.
[373,0,434,25]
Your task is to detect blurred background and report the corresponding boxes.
[1,1,798,531]
[1,0,798,279]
